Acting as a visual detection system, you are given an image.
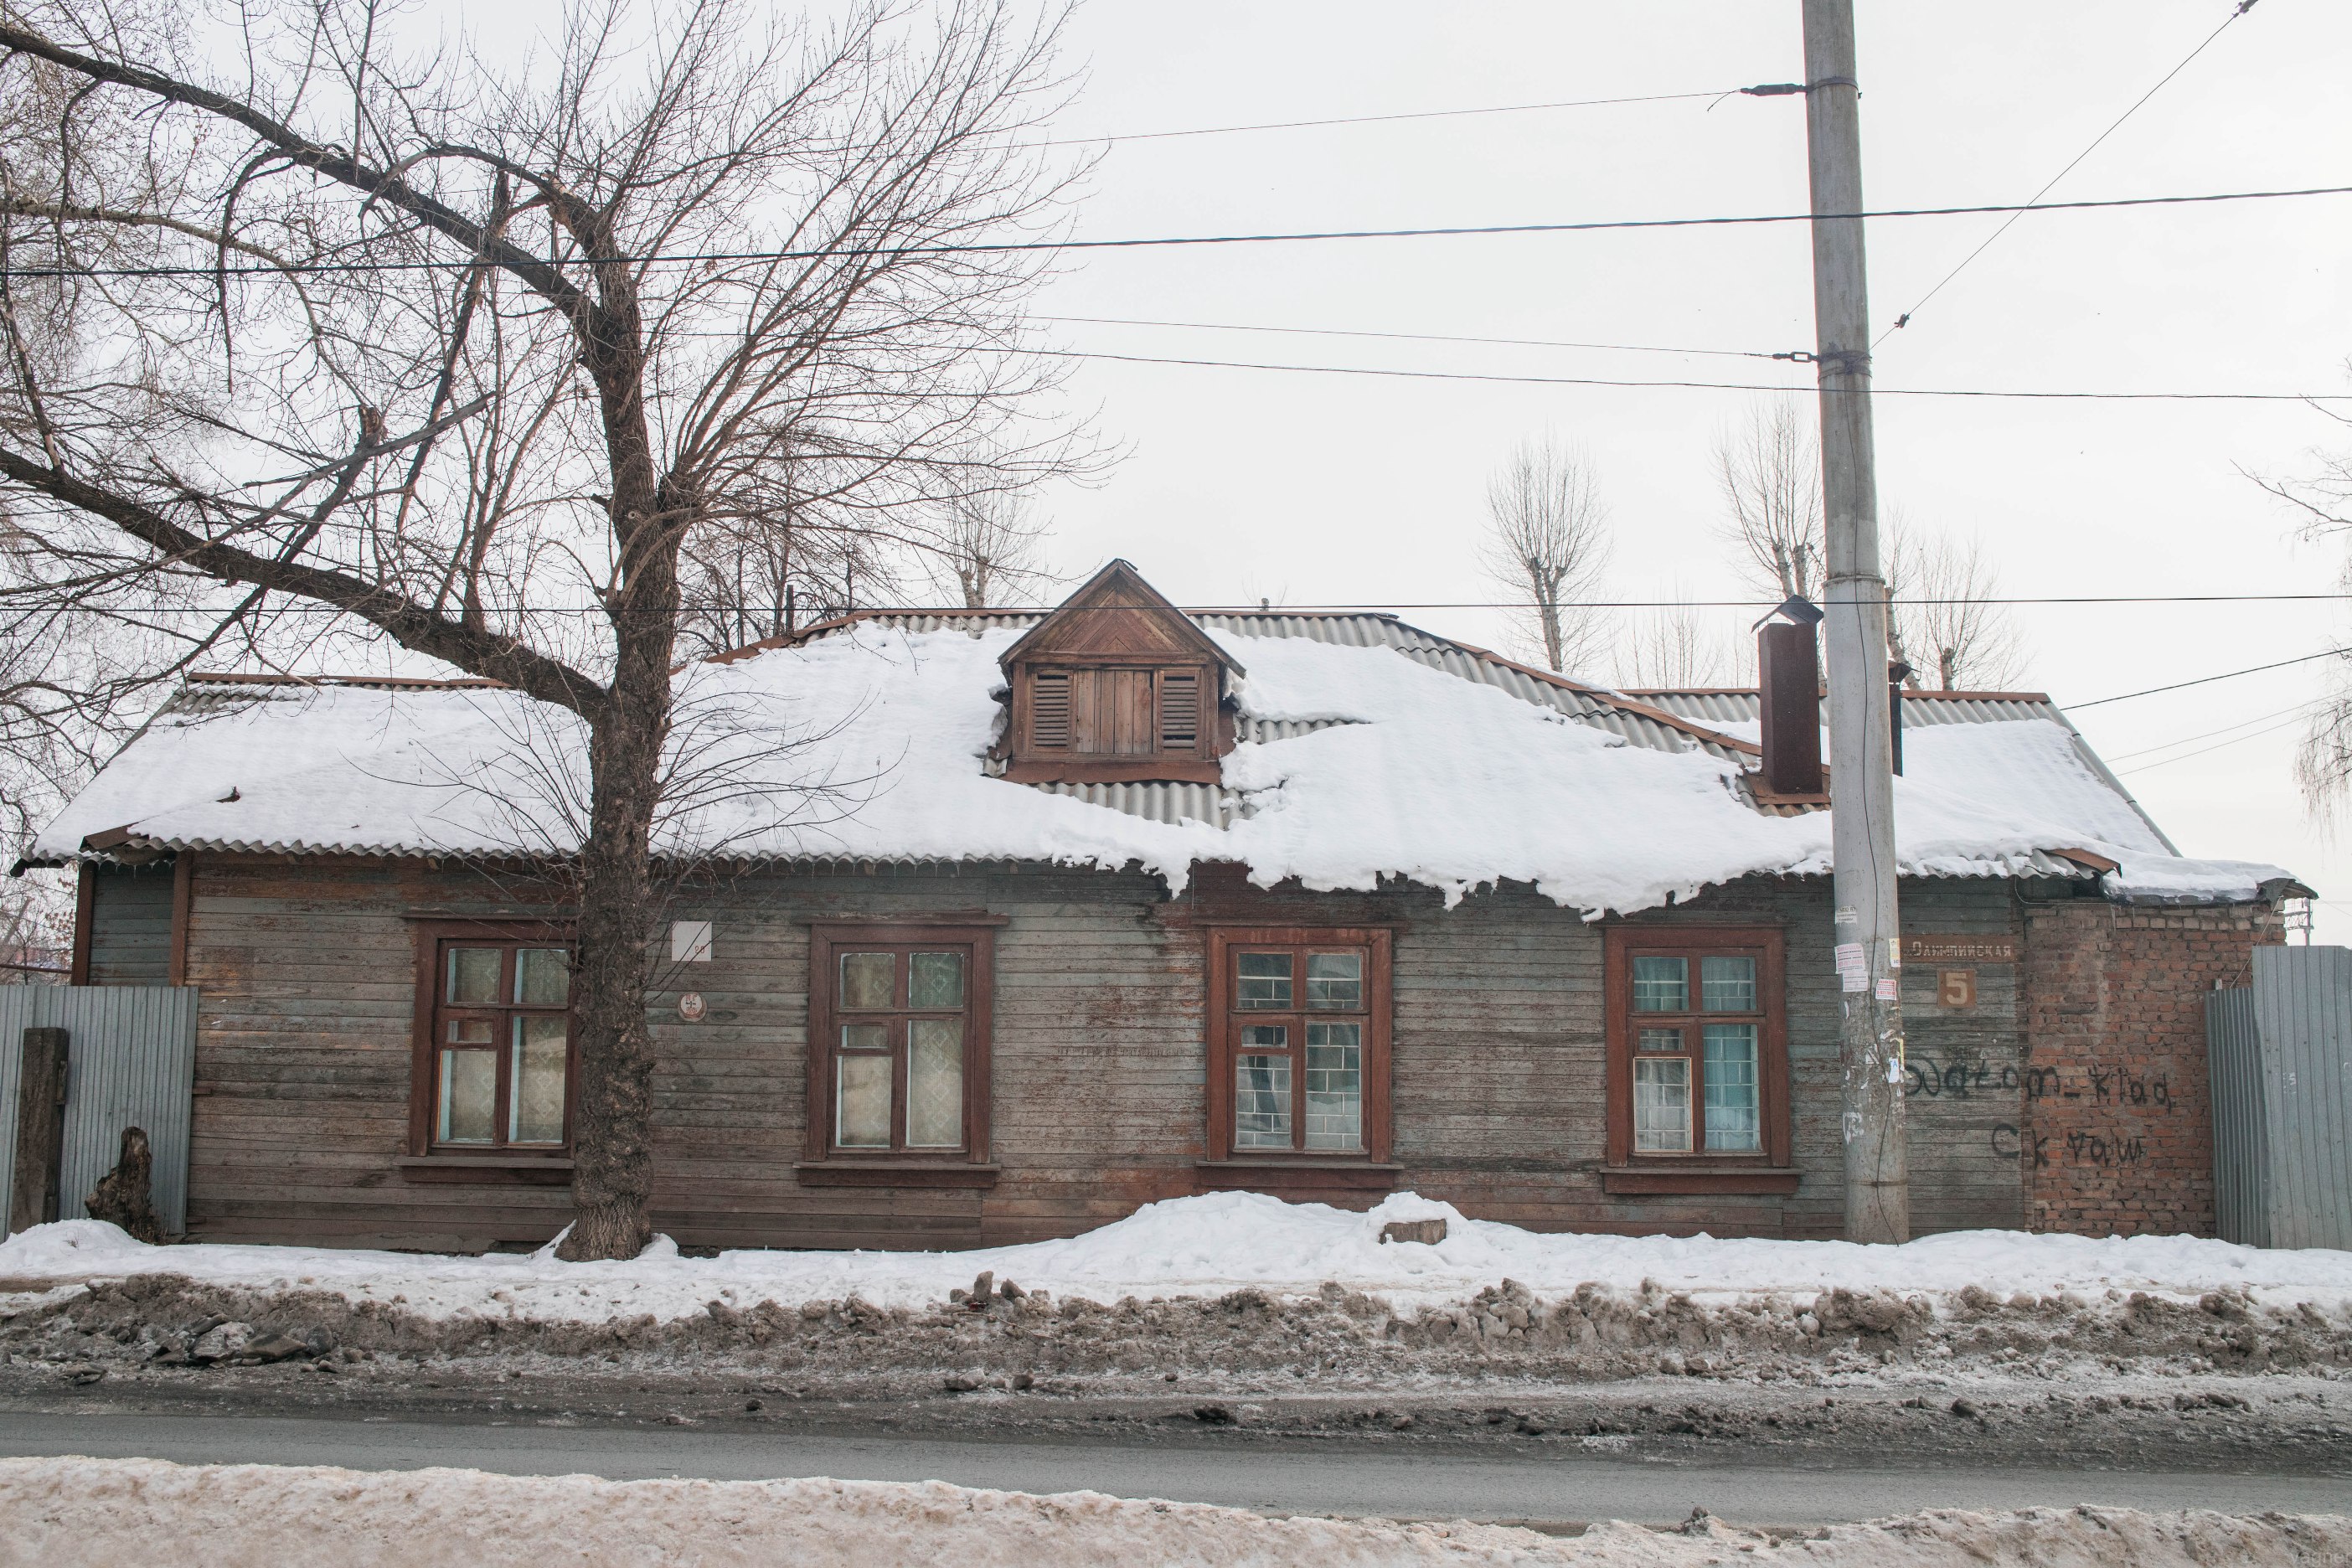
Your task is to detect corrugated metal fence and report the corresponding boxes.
[2207,945,2352,1251]
[0,987,198,1236]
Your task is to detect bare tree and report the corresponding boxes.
[0,0,1092,1257]
[1885,519,2025,692]
[921,487,1056,608]
[1716,402,1823,602]
[2251,397,2352,813]
[1480,436,1611,674]
[1612,589,1744,690]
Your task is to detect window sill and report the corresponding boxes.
[395,1155,575,1186]
[1195,1158,1404,1193]
[1601,1164,1799,1195]
[795,1160,1001,1189]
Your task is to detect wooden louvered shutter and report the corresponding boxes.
[1158,670,1200,750]
[1031,671,1070,749]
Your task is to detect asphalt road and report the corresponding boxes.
[1,1411,2344,1526]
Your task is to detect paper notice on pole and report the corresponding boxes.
[1875,976,1898,1002]
[1835,941,1868,992]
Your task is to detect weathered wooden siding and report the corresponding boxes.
[87,864,175,986]
[179,854,2035,1251]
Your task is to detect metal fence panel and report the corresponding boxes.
[0,987,198,1236]
[2205,985,2268,1248]
[2213,947,2352,1252]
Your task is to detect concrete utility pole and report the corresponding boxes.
[1801,0,1909,1242]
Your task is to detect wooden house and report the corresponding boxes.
[34,562,2298,1252]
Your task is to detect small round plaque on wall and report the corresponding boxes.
[678,992,707,1023]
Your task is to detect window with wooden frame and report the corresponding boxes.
[801,921,999,1185]
[1204,927,1393,1164]
[1602,926,1795,1194]
[408,923,575,1161]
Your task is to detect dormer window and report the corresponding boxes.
[997,562,1240,785]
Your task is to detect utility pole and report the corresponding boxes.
[1802,0,1909,1242]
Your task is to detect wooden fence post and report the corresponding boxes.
[8,1027,70,1234]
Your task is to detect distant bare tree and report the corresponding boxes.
[921,488,1057,607]
[1717,403,1823,602]
[2251,397,2352,814]
[1612,591,1741,689]
[0,0,1093,1257]
[1481,437,1611,674]
[1885,519,2025,691]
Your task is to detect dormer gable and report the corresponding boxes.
[997,560,1241,784]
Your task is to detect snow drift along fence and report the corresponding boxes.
[0,987,197,1237]
[2206,945,2352,1250]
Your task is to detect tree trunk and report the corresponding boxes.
[555,284,679,1262]
[556,697,665,1261]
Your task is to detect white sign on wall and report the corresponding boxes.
[670,920,714,963]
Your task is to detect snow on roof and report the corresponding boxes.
[35,618,2293,913]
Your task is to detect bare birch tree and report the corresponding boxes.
[1885,519,2025,691]
[1480,436,1611,674]
[1716,402,1823,602]
[920,487,1056,607]
[1612,596,1744,689]
[0,0,1092,1258]
[2252,399,2352,813]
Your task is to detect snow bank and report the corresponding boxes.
[0,1457,2343,1568]
[39,628,2286,915]
[5,1192,2349,1327]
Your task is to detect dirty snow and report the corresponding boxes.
[39,627,2286,914]
[4,1191,2349,1327]
[0,1457,2344,1567]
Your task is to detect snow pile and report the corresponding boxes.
[39,627,2287,912]
[5,1192,2349,1326]
[0,1457,2343,1568]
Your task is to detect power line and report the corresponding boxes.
[1038,88,1740,146]
[2102,696,2319,762]
[1037,314,1787,361]
[1879,2,2264,345]
[2071,646,2351,710]
[1035,345,2347,402]
[10,181,2350,281]
[18,592,2352,616]
[2115,710,2311,776]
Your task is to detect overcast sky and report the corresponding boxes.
[972,1,2351,934]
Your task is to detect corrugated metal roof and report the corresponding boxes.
[769,611,2145,879]
[1627,688,2177,855]
[78,611,2153,891]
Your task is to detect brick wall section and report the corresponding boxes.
[2019,898,2282,1236]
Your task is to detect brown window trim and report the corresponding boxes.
[1204,925,1394,1165]
[802,920,998,1178]
[406,919,578,1168]
[1603,925,1791,1181]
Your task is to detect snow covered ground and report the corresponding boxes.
[3,1191,2348,1327]
[0,1457,2342,1567]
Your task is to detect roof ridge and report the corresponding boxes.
[185,671,508,689]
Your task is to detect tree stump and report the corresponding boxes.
[84,1127,162,1244]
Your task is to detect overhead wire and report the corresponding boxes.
[1036,88,1740,146]
[2114,710,2313,775]
[2101,697,2321,762]
[2070,646,2352,709]
[19,592,2352,616]
[1034,345,2347,402]
[1876,1,2266,344]
[1034,315,1787,361]
[8,181,2350,281]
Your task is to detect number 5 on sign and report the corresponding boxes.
[1937,968,1976,1009]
